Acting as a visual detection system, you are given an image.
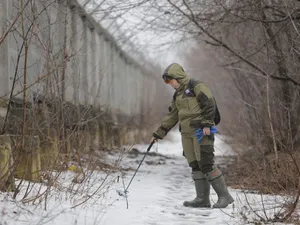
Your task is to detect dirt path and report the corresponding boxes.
[100,140,237,225]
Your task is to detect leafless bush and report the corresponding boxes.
[0,0,158,218]
[87,0,300,222]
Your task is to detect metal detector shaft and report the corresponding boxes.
[123,140,155,193]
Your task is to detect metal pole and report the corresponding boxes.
[123,140,155,193]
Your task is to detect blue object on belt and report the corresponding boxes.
[195,126,218,143]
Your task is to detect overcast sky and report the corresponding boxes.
[78,0,194,69]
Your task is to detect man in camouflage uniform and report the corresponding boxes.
[152,63,234,208]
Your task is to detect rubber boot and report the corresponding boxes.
[183,171,211,208]
[206,167,234,208]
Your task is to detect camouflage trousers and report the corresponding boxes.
[181,133,215,174]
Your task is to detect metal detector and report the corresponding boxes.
[116,140,156,199]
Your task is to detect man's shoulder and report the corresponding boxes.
[189,78,203,88]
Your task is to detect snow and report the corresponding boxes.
[0,132,293,225]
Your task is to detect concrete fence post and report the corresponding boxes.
[0,135,15,192]
[13,135,41,182]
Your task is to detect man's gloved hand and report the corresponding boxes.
[195,126,218,143]
[151,137,158,143]
[153,127,167,140]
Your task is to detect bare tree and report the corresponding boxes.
[80,0,300,222]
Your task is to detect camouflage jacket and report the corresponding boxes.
[153,63,216,140]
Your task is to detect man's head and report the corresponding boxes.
[162,63,189,90]
[162,74,180,89]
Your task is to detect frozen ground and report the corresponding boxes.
[0,132,293,225]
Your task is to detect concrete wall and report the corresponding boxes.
[0,0,158,126]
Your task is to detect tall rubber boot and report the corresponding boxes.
[206,167,234,208]
[183,171,211,208]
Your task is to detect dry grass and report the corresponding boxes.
[224,150,300,195]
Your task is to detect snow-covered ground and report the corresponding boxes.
[0,132,293,225]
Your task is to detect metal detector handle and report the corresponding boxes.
[147,140,155,152]
[123,140,156,195]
